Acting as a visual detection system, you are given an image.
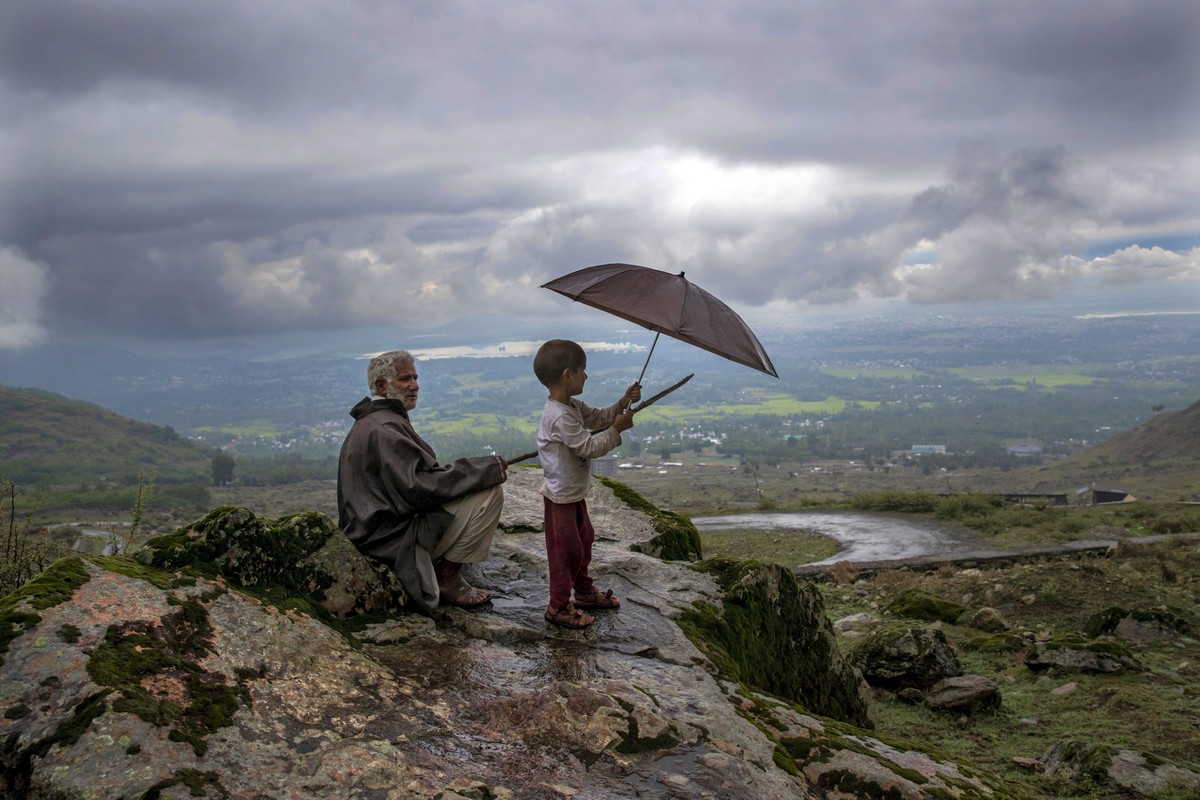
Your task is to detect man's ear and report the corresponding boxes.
[374,379,387,393]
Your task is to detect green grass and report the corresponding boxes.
[950,367,1099,389]
[699,527,839,566]
[815,537,1200,797]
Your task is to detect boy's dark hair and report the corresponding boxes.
[533,339,586,387]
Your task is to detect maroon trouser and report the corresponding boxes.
[543,497,598,610]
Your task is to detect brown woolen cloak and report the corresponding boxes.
[336,397,506,614]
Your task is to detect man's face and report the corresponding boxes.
[383,363,420,410]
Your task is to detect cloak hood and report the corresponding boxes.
[349,396,410,421]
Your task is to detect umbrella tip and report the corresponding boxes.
[678,271,685,278]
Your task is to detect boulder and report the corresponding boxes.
[1084,605,1192,643]
[924,675,1002,715]
[1024,634,1142,675]
[679,558,872,728]
[135,506,405,617]
[1042,739,1200,798]
[849,621,964,690]
[967,606,1009,632]
[885,587,965,623]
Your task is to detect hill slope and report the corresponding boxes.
[1096,396,1200,462]
[0,384,216,485]
[1024,396,1200,500]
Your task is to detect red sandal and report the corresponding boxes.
[574,589,620,610]
[544,603,595,629]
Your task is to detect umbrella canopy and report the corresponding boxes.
[541,263,778,378]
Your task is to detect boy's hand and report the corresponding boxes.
[612,411,634,433]
[621,382,642,410]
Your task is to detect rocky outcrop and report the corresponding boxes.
[1041,739,1200,798]
[1,470,1032,799]
[134,505,406,618]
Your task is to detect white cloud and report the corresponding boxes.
[1082,245,1200,286]
[0,247,51,349]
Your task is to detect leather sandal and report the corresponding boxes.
[573,589,620,609]
[544,603,595,629]
[438,572,492,608]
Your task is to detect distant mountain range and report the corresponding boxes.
[0,384,216,486]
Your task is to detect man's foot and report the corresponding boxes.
[574,589,620,609]
[438,572,492,608]
[544,603,595,629]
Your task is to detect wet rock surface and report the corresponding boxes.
[2,470,1028,799]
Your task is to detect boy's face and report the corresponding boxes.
[564,361,587,396]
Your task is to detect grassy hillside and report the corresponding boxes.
[0,384,217,486]
[1019,397,1200,502]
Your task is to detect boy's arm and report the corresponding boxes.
[576,384,639,429]
[552,406,624,460]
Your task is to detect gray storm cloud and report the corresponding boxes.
[1,0,1197,344]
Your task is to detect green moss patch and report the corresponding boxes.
[85,593,250,757]
[89,554,196,591]
[885,588,965,624]
[0,556,90,667]
[963,630,1030,652]
[599,477,703,561]
[679,558,871,727]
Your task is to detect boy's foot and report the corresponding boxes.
[544,603,595,629]
[574,589,620,610]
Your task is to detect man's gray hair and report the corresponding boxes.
[367,350,414,393]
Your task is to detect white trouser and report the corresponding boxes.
[433,484,504,563]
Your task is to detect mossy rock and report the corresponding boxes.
[849,620,963,690]
[1042,739,1200,797]
[1,556,91,667]
[679,558,871,727]
[86,591,249,757]
[133,506,404,623]
[137,506,335,598]
[1024,634,1142,674]
[885,587,965,624]
[599,477,703,561]
[1083,605,1192,638]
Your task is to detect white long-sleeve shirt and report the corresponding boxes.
[536,397,622,503]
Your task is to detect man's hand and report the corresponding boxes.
[620,382,642,411]
[613,411,634,433]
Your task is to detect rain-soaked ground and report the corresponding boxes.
[357,540,727,799]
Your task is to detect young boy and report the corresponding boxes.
[533,339,641,628]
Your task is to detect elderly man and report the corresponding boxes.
[337,350,507,614]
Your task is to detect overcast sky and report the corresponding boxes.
[2,0,1198,350]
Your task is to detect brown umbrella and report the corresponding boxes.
[542,263,778,381]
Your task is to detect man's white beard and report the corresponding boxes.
[384,385,417,410]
